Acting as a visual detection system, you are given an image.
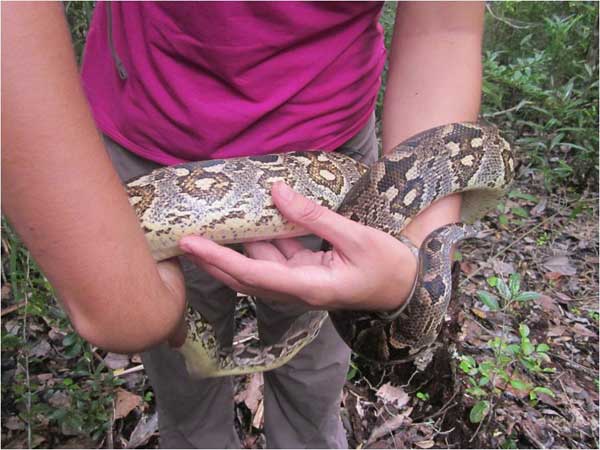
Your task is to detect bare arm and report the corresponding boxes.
[1,2,186,353]
[384,1,485,245]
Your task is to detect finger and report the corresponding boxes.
[271,182,365,254]
[183,251,249,293]
[192,258,302,305]
[243,240,288,263]
[180,235,332,302]
[271,237,306,259]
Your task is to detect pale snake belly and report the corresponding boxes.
[124,122,514,378]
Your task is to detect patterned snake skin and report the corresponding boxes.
[124,122,514,378]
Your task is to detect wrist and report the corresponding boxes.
[379,236,419,313]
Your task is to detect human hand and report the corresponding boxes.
[179,182,418,311]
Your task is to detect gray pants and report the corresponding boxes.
[103,114,378,448]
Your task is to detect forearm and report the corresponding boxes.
[383,1,484,245]
[1,3,184,352]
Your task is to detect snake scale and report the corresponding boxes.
[125,122,514,378]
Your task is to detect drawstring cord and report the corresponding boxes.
[106,3,128,80]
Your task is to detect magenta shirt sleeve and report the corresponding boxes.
[81,2,386,165]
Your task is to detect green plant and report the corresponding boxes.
[462,273,555,424]
[47,369,122,441]
[64,1,95,63]
[482,2,599,191]
[459,323,556,424]
[476,273,540,311]
[416,391,430,401]
[346,361,360,381]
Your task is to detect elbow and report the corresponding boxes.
[65,297,180,354]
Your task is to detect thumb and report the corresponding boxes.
[271,181,364,253]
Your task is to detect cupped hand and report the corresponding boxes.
[179,182,418,311]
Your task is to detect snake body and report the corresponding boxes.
[125,122,514,378]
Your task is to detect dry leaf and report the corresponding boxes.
[127,412,159,449]
[30,339,52,358]
[530,198,548,216]
[366,408,412,444]
[235,373,263,414]
[62,437,97,449]
[4,416,25,430]
[492,259,516,275]
[49,391,71,408]
[571,323,596,338]
[375,383,410,409]
[460,261,478,274]
[471,307,487,319]
[415,439,435,449]
[1,284,11,300]
[536,295,562,316]
[115,388,142,420]
[544,271,564,281]
[546,325,566,337]
[543,256,577,276]
[252,399,264,429]
[104,352,130,370]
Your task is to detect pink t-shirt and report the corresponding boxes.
[81,2,385,165]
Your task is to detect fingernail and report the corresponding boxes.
[275,182,295,202]
[179,238,193,253]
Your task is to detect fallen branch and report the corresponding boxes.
[1,301,27,316]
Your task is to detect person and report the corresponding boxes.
[2,2,484,448]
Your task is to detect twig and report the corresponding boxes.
[461,212,560,286]
[485,3,536,29]
[483,100,533,118]
[22,254,32,449]
[414,390,459,423]
[1,300,27,316]
[233,334,258,346]
[107,398,115,449]
[549,352,597,377]
[113,365,145,377]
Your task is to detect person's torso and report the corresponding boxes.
[81,1,385,165]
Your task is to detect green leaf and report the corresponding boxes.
[346,364,358,381]
[510,378,530,391]
[62,333,78,347]
[416,392,430,401]
[509,273,521,297]
[515,291,540,302]
[460,356,477,375]
[469,400,490,423]
[507,344,521,355]
[521,340,535,356]
[536,343,550,353]
[466,386,487,398]
[498,214,509,227]
[496,278,512,301]
[508,190,538,202]
[511,206,530,218]
[519,323,530,338]
[486,276,498,288]
[532,386,556,398]
[479,361,494,377]
[477,290,500,310]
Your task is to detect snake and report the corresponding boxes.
[124,122,514,378]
